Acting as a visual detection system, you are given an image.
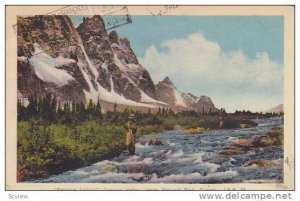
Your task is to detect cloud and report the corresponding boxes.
[139,32,283,112]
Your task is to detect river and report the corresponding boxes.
[37,117,283,183]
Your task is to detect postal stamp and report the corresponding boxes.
[13,5,132,33]
[50,5,132,30]
[145,5,180,16]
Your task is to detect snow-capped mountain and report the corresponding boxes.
[17,15,216,111]
[156,77,217,113]
[17,15,165,108]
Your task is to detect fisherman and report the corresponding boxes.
[126,113,137,154]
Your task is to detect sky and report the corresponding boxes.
[71,15,284,112]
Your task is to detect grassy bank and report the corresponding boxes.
[136,115,258,137]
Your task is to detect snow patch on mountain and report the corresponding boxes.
[113,53,142,73]
[17,56,28,63]
[29,43,75,85]
[79,43,99,79]
[127,63,142,72]
[54,55,77,67]
[78,59,158,108]
[174,89,187,107]
[101,63,108,71]
[140,90,168,105]
[74,44,160,108]
[113,53,127,71]
[97,80,157,108]
[77,59,99,101]
[184,93,197,104]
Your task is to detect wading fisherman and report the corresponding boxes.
[126,114,137,154]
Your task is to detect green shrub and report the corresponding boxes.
[17,120,126,181]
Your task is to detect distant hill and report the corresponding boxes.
[265,104,283,114]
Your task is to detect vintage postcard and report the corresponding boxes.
[5,5,294,190]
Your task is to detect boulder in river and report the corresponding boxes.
[232,139,253,147]
[98,163,119,173]
[244,159,274,167]
[267,128,284,136]
[148,138,164,146]
[219,146,242,155]
[252,136,281,147]
[128,163,150,173]
[240,123,251,128]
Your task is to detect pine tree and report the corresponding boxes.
[87,99,94,120]
[162,108,166,115]
[50,95,57,121]
[77,102,86,122]
[40,93,52,121]
[64,102,71,114]
[123,107,129,119]
[72,101,76,115]
[157,107,161,115]
[113,102,118,113]
[37,96,42,117]
[57,101,63,116]
[27,94,38,119]
[87,99,94,112]
[17,99,25,121]
[95,98,102,118]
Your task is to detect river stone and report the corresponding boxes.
[98,163,119,173]
[219,146,242,155]
[232,139,253,147]
[127,163,150,173]
[148,138,164,146]
[244,159,274,167]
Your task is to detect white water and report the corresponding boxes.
[37,117,283,184]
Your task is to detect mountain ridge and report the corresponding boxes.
[264,104,283,114]
[17,15,217,112]
[156,76,217,113]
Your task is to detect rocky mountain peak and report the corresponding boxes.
[121,37,131,47]
[109,31,120,44]
[198,95,212,103]
[159,76,175,88]
[17,15,79,58]
[108,30,138,65]
[196,95,216,112]
[156,77,217,112]
[75,15,158,102]
[77,16,106,38]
